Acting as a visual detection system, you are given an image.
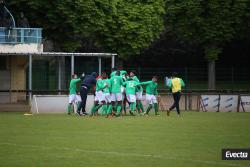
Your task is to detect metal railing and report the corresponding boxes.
[0,27,42,44]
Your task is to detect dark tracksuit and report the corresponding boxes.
[169,92,181,114]
[77,75,96,114]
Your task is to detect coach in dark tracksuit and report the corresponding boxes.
[77,72,97,116]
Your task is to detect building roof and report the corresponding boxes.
[0,52,117,57]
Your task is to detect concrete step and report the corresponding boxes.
[0,103,30,112]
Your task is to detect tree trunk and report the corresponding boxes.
[208,60,216,90]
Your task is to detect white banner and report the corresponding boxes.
[200,95,247,112]
[219,95,238,112]
[240,96,250,112]
[200,95,220,112]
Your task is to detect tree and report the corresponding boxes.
[94,0,166,58]
[165,0,249,89]
[9,0,166,58]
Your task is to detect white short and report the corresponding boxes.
[103,93,112,103]
[111,93,123,102]
[136,92,143,100]
[127,94,136,103]
[121,86,125,93]
[121,86,126,100]
[69,94,81,103]
[76,95,81,102]
[94,91,105,102]
[146,94,157,104]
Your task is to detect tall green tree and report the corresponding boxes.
[9,0,166,57]
[165,0,249,89]
[95,0,166,58]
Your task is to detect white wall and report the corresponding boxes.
[0,43,43,53]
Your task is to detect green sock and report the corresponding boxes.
[146,104,153,114]
[132,103,137,112]
[116,104,122,116]
[102,105,107,115]
[67,104,72,114]
[123,103,126,112]
[129,103,133,112]
[139,102,145,113]
[94,104,102,114]
[91,105,96,115]
[136,103,140,112]
[113,104,117,111]
[129,103,134,114]
[130,103,137,115]
[107,105,113,115]
[77,102,81,109]
[154,103,159,115]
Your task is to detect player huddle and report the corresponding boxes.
[68,68,160,117]
[68,67,185,117]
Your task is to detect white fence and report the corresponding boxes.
[199,95,250,112]
[30,94,250,113]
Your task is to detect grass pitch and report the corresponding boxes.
[0,112,249,167]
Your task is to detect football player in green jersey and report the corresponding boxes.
[110,66,128,113]
[67,74,82,115]
[110,71,124,117]
[123,77,138,115]
[129,70,144,114]
[102,73,113,117]
[139,76,159,116]
[90,72,108,116]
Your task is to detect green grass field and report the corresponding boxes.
[0,112,249,167]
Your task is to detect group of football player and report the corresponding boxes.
[68,67,159,117]
[68,67,185,117]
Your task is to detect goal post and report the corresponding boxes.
[31,95,95,114]
[23,52,116,114]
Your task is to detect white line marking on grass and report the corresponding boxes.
[0,142,247,167]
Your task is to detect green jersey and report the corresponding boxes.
[69,78,81,95]
[140,81,158,95]
[124,80,138,95]
[110,75,124,93]
[110,71,116,78]
[132,76,143,92]
[96,78,106,91]
[102,78,111,93]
